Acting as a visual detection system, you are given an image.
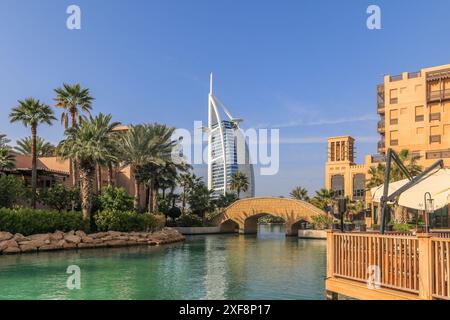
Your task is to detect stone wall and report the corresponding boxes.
[0,228,185,255]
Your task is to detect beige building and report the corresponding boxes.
[325,136,380,202]
[377,64,450,167]
[325,63,450,226]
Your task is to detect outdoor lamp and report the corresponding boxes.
[424,192,434,233]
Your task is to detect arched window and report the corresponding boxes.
[352,174,366,200]
[331,175,345,197]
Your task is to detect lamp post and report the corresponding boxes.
[424,192,434,233]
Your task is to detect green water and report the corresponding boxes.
[0,225,326,300]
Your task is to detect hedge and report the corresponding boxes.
[0,208,87,236]
[94,210,166,232]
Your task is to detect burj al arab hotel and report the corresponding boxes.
[207,74,255,198]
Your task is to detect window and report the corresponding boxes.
[390,89,398,104]
[352,174,365,200]
[415,106,424,122]
[390,109,399,125]
[430,126,440,144]
[331,175,345,197]
[390,130,399,146]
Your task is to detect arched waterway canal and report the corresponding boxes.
[0,225,326,300]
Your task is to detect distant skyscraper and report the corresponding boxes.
[207,74,255,198]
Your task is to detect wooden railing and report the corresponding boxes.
[431,238,450,299]
[331,233,419,293]
[327,231,450,300]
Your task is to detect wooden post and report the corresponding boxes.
[327,230,335,279]
[417,234,433,300]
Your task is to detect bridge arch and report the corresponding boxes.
[215,197,325,236]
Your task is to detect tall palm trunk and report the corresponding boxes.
[133,179,140,212]
[152,181,159,213]
[71,112,79,187]
[79,165,92,224]
[96,164,102,195]
[31,124,37,209]
[148,180,154,213]
[107,161,113,186]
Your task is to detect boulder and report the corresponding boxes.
[0,239,18,251]
[3,246,21,254]
[19,239,46,248]
[0,231,13,242]
[65,235,81,244]
[28,234,50,242]
[62,242,77,250]
[81,236,94,243]
[75,230,86,238]
[50,231,65,241]
[20,244,38,253]
[13,233,29,242]
[90,232,108,239]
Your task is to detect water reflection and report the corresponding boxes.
[0,225,326,300]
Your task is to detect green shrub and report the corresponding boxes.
[393,223,414,232]
[94,210,165,232]
[39,184,79,212]
[0,175,29,208]
[0,208,86,235]
[311,214,334,230]
[99,186,133,212]
[176,214,203,227]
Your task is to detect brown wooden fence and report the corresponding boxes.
[431,238,450,299]
[328,231,450,300]
[332,233,419,293]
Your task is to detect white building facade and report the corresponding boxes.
[207,74,255,198]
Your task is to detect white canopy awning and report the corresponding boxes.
[370,168,450,211]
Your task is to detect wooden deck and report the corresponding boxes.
[326,231,450,300]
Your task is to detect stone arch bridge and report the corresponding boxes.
[214,197,325,236]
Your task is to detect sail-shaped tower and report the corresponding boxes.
[207,74,255,198]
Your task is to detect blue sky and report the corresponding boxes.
[1,0,450,196]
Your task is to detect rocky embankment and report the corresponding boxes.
[0,228,185,255]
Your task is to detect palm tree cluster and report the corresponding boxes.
[366,149,422,189]
[4,83,230,227]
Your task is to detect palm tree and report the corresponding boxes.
[54,83,94,128]
[10,98,56,208]
[15,136,55,157]
[0,133,10,148]
[118,124,176,212]
[290,186,310,201]
[141,124,178,213]
[0,147,15,172]
[58,113,119,222]
[366,149,423,189]
[230,171,249,199]
[54,83,94,186]
[178,172,201,213]
[310,188,335,211]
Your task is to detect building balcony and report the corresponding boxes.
[372,153,386,163]
[377,141,386,153]
[428,89,450,103]
[377,103,385,114]
[377,121,385,133]
[390,74,403,82]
